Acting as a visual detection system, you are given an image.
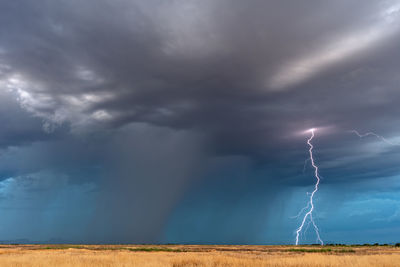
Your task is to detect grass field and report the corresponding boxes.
[0,244,399,266]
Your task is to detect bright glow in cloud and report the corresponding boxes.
[269,3,400,90]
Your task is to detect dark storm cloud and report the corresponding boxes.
[2,0,399,154]
[1,0,400,243]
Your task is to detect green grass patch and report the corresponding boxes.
[336,249,356,253]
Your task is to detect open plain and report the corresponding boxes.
[0,244,399,266]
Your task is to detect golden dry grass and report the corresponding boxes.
[0,245,399,266]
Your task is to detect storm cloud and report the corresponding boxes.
[1,0,400,243]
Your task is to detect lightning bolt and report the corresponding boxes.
[350,130,399,146]
[292,128,396,245]
[295,128,323,245]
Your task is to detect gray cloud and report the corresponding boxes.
[1,0,400,243]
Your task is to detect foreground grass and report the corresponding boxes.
[0,245,399,266]
[126,247,183,252]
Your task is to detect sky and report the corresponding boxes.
[0,0,400,244]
